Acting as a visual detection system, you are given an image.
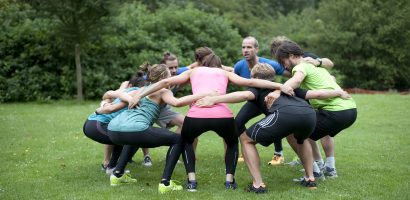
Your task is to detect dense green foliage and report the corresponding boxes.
[1,0,409,102]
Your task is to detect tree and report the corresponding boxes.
[25,0,115,100]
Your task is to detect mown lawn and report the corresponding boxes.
[0,94,409,199]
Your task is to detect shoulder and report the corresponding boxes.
[234,59,246,68]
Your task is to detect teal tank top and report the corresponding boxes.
[87,87,139,123]
[107,97,160,132]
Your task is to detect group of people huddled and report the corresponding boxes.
[83,36,357,194]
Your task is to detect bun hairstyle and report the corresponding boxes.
[139,62,151,73]
[194,47,213,65]
[201,53,222,68]
[161,52,177,64]
[128,72,146,87]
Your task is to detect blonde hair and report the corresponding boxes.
[270,36,291,56]
[251,63,276,80]
[140,63,169,83]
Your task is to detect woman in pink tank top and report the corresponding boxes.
[129,49,291,192]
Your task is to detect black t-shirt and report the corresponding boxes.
[247,88,313,115]
[303,52,319,59]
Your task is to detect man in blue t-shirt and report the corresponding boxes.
[233,36,290,165]
[234,36,290,78]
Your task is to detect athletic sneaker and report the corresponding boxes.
[237,156,245,163]
[110,173,137,186]
[106,167,115,175]
[186,180,198,192]
[142,156,152,167]
[101,164,107,171]
[286,157,301,166]
[106,167,130,175]
[158,180,183,194]
[245,183,267,194]
[324,167,338,178]
[224,179,237,190]
[267,154,284,166]
[299,178,317,190]
[293,172,325,182]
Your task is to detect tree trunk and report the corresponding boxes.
[75,43,83,100]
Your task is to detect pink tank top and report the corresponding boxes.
[187,67,233,118]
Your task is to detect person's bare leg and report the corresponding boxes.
[309,139,323,161]
[296,138,314,179]
[240,133,263,187]
[103,145,113,167]
[321,135,336,170]
[142,148,150,157]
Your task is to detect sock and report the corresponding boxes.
[312,161,321,173]
[161,179,170,186]
[274,151,283,156]
[315,159,325,169]
[326,157,335,169]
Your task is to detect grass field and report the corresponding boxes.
[1,94,410,199]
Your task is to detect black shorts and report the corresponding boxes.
[181,117,238,145]
[310,108,357,141]
[246,109,316,146]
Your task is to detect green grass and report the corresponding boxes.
[1,94,410,199]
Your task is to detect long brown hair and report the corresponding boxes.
[201,53,222,68]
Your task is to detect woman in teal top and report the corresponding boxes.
[275,41,357,178]
[97,63,217,193]
[83,75,145,173]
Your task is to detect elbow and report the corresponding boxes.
[242,93,254,101]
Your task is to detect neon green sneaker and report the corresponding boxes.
[110,173,137,186]
[158,180,183,194]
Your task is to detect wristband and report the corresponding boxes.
[316,58,322,67]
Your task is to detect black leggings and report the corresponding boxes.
[108,127,182,180]
[82,120,122,168]
[181,117,238,176]
[235,101,283,153]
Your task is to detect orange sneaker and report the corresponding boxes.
[267,154,284,166]
[237,155,245,163]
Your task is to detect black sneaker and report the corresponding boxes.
[186,180,197,192]
[225,179,237,190]
[245,183,267,194]
[101,164,107,171]
[300,178,317,190]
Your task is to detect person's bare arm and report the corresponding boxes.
[161,89,218,107]
[303,57,334,69]
[128,71,191,108]
[225,71,294,95]
[282,71,305,91]
[196,91,255,107]
[305,89,351,100]
[95,101,127,114]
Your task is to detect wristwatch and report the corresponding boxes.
[316,58,322,67]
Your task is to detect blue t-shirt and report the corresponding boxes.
[234,57,285,79]
[87,87,139,123]
[177,66,189,75]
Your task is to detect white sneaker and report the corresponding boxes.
[142,156,152,167]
